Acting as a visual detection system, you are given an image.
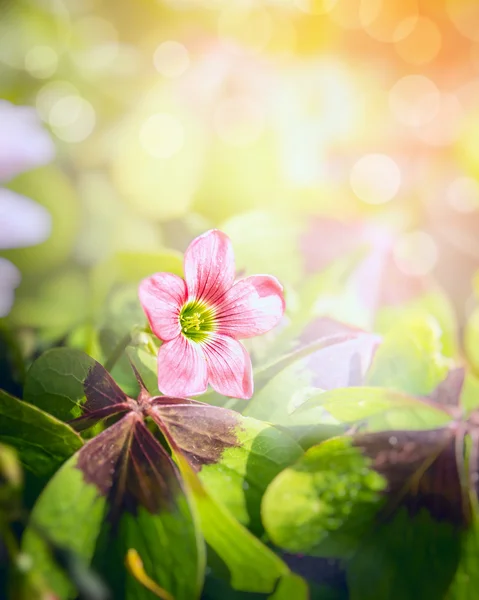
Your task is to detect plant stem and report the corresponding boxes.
[104,332,132,372]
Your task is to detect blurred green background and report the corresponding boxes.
[1,0,479,380]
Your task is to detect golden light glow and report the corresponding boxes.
[153,41,190,78]
[388,75,440,127]
[393,231,438,277]
[395,17,442,65]
[139,114,185,158]
[350,154,401,205]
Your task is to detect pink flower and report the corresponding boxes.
[139,229,285,399]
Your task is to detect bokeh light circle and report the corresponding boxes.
[446,177,479,213]
[24,45,58,78]
[139,113,185,158]
[153,41,190,78]
[389,75,440,127]
[217,6,272,54]
[446,0,479,42]
[350,153,401,205]
[415,93,463,147]
[294,0,338,16]
[363,0,418,42]
[36,81,78,122]
[328,0,381,30]
[213,97,265,147]
[394,17,442,65]
[71,16,119,72]
[393,231,438,276]
[48,96,96,143]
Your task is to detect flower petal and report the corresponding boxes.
[184,229,235,305]
[139,273,186,341]
[215,275,285,339]
[0,189,52,250]
[0,258,21,318]
[203,334,253,399]
[0,101,55,182]
[157,335,208,397]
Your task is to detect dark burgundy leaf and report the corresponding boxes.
[429,368,466,409]
[70,403,132,432]
[149,399,240,471]
[84,362,129,410]
[68,362,133,431]
[77,411,182,525]
[352,425,469,527]
[468,426,479,502]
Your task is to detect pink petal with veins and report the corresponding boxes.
[215,275,285,339]
[139,273,186,341]
[157,335,208,397]
[184,229,235,305]
[203,333,253,399]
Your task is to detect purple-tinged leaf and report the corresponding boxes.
[150,399,240,471]
[69,403,132,433]
[68,362,133,432]
[429,367,465,409]
[352,425,470,527]
[23,410,204,600]
[148,398,303,532]
[83,362,129,410]
[76,412,181,523]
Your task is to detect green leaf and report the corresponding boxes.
[23,348,97,422]
[244,331,380,425]
[461,371,479,414]
[294,249,375,332]
[268,572,309,599]
[8,269,89,336]
[346,509,461,600]
[151,399,303,533]
[261,437,387,557]
[465,307,479,376]
[448,516,479,599]
[375,290,459,358]
[0,390,83,478]
[366,316,452,396]
[291,387,451,442]
[171,444,295,594]
[0,442,22,512]
[22,412,204,600]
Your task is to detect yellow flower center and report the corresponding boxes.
[181,312,204,332]
[179,301,215,342]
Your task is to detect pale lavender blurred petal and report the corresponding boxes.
[0,258,21,317]
[0,188,52,249]
[0,101,55,182]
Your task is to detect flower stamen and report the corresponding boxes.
[181,312,204,332]
[179,301,216,342]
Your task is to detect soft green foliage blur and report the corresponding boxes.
[2,0,479,599]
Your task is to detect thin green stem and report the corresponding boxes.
[104,332,133,373]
